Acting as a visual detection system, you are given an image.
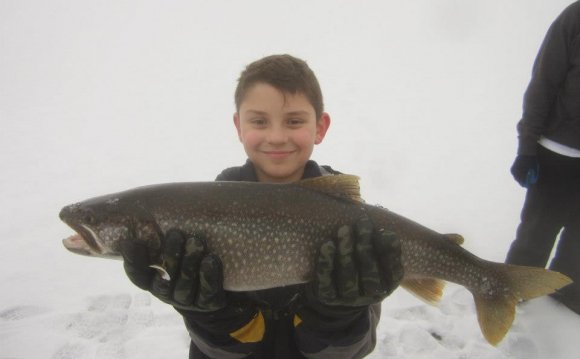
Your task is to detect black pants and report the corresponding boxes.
[506,146,580,299]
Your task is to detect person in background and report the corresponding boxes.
[121,54,404,358]
[505,1,580,315]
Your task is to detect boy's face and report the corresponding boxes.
[234,83,330,183]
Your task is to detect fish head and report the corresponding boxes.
[60,195,133,259]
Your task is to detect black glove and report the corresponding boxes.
[120,229,226,312]
[298,217,403,332]
[510,155,539,188]
[122,229,259,337]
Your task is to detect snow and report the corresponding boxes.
[1,0,579,358]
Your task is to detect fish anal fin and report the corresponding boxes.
[297,174,363,203]
[401,278,445,305]
[444,233,464,245]
[473,293,518,346]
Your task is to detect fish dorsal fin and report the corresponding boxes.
[296,174,363,203]
[444,233,464,245]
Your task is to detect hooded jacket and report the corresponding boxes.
[517,1,580,155]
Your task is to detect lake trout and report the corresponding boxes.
[60,174,572,345]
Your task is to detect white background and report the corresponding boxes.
[1,1,579,358]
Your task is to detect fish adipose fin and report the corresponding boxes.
[297,174,363,203]
[474,264,572,346]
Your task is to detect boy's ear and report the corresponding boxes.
[315,112,331,145]
[233,113,242,141]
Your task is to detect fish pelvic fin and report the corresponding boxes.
[401,278,445,305]
[297,174,363,203]
[474,264,572,346]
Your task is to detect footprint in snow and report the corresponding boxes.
[51,343,88,359]
[0,305,49,321]
[51,292,163,359]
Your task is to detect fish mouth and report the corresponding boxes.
[62,224,104,256]
[63,233,96,256]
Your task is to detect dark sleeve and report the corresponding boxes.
[294,303,381,359]
[517,2,580,155]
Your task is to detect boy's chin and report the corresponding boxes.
[255,164,304,183]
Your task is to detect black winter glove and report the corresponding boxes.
[298,217,403,332]
[122,229,259,336]
[120,229,227,312]
[510,155,539,188]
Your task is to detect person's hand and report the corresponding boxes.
[120,229,225,312]
[510,155,539,188]
[298,217,403,331]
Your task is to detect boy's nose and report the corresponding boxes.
[266,127,288,144]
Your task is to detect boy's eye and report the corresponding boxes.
[287,118,305,126]
[250,118,267,126]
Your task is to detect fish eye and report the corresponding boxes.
[84,213,96,225]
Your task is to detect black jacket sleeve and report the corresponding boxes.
[517,1,580,154]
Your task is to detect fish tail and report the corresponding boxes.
[474,264,572,346]
[504,264,573,300]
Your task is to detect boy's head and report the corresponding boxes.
[235,54,324,120]
[233,55,331,183]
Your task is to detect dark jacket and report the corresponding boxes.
[182,160,381,359]
[517,0,580,155]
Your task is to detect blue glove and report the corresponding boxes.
[510,155,539,188]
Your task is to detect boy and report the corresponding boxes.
[121,54,403,358]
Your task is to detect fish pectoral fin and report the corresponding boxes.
[473,293,518,346]
[401,278,445,305]
[296,174,363,203]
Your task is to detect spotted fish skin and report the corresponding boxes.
[60,175,572,345]
[60,178,365,291]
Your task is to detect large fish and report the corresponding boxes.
[60,175,571,345]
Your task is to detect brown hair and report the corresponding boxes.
[235,54,324,119]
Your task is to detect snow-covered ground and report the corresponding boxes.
[2,0,579,358]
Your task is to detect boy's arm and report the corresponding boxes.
[517,2,580,155]
[295,218,403,359]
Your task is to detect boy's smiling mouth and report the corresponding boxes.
[261,150,296,159]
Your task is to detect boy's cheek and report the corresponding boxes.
[239,132,262,150]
